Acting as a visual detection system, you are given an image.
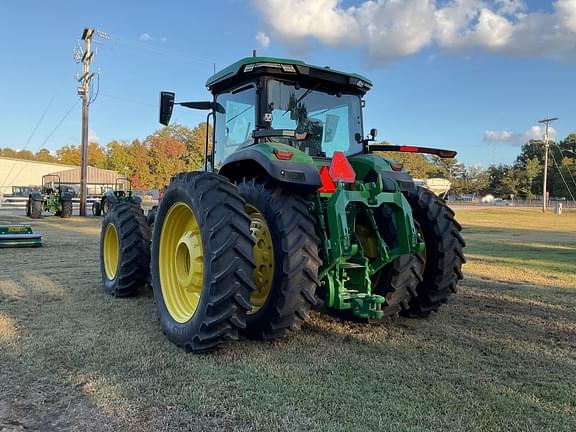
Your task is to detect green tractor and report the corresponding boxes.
[99,57,465,352]
[92,177,142,216]
[27,174,74,219]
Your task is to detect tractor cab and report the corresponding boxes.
[205,58,372,166]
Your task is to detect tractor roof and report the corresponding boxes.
[206,56,373,94]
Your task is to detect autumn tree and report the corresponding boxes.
[57,145,81,165]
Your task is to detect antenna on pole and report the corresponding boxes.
[538,117,558,213]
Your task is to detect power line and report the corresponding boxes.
[4,99,80,189]
[549,148,576,202]
[553,143,576,189]
[0,76,69,188]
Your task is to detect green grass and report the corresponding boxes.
[1,209,575,431]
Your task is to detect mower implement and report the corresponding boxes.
[100,56,465,352]
[0,225,43,248]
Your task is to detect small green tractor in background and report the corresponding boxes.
[27,174,74,219]
[92,177,142,216]
[99,57,465,352]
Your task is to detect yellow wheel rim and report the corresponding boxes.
[159,202,204,323]
[103,223,120,280]
[246,204,274,314]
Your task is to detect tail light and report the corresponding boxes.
[273,149,294,160]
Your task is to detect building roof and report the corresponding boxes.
[48,166,121,185]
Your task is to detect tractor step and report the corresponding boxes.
[0,225,43,248]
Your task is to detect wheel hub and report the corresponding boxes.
[246,204,274,314]
[159,202,204,323]
[103,223,119,280]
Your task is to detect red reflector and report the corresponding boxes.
[273,149,293,160]
[390,162,403,172]
[318,166,336,193]
[328,151,356,183]
[399,146,418,152]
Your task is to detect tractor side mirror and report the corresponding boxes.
[369,128,378,140]
[159,91,175,125]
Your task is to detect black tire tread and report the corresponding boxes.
[100,203,150,297]
[29,199,42,219]
[61,200,73,218]
[152,172,255,353]
[238,177,321,340]
[402,186,465,316]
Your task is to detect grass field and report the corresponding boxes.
[1,208,575,431]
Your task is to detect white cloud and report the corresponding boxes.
[139,33,153,42]
[255,31,271,48]
[252,0,576,63]
[483,125,557,145]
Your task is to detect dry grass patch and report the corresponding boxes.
[1,209,575,431]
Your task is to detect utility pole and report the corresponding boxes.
[76,28,95,216]
[539,117,558,213]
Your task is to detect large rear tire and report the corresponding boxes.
[100,203,150,296]
[151,172,255,352]
[92,201,101,216]
[402,186,465,316]
[237,177,321,340]
[29,199,42,219]
[101,198,109,216]
[60,200,72,218]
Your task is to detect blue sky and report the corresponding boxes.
[0,0,574,167]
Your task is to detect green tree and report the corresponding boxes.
[559,133,576,154]
[517,157,540,199]
[35,148,56,163]
[1,148,18,158]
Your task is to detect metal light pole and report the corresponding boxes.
[539,117,558,213]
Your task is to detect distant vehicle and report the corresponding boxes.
[92,177,142,216]
[26,175,73,219]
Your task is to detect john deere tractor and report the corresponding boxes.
[27,175,74,219]
[92,177,142,216]
[99,57,465,352]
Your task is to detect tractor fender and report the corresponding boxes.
[103,191,119,205]
[349,153,416,193]
[218,145,322,190]
[29,192,43,202]
[60,191,73,201]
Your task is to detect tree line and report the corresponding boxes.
[2,125,575,198]
[0,123,210,190]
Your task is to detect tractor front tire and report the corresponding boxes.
[60,200,73,218]
[92,201,101,216]
[100,203,150,296]
[29,199,42,219]
[402,186,465,316]
[237,177,321,340]
[151,172,255,353]
[101,198,109,216]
